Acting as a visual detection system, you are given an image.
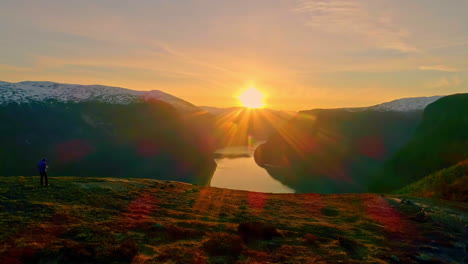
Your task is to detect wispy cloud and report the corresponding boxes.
[419,65,460,72]
[0,64,33,72]
[426,37,468,52]
[293,0,417,52]
[427,76,463,88]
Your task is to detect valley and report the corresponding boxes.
[0,82,466,264]
[2,2,467,263]
[1,81,466,196]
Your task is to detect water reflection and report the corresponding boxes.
[210,143,295,193]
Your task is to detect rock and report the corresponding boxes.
[419,245,439,253]
[411,210,430,223]
[413,254,448,264]
[451,242,465,249]
[422,207,433,213]
[414,254,431,262]
[400,199,412,204]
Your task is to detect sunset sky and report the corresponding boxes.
[1,0,467,110]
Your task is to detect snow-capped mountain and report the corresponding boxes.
[0,81,201,113]
[344,96,444,112]
[365,96,444,112]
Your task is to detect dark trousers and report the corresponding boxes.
[40,171,48,185]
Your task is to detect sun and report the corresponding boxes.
[239,87,265,108]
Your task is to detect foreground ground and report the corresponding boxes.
[0,176,466,264]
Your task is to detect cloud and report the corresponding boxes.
[427,76,463,88]
[427,37,468,51]
[0,64,33,72]
[293,0,417,52]
[419,65,460,72]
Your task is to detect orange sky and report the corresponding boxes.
[1,0,467,110]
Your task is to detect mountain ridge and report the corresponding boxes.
[362,95,444,112]
[304,95,445,113]
[0,81,200,113]
[1,81,445,114]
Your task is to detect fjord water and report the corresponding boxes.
[210,142,295,193]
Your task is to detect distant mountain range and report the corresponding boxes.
[0,81,201,113]
[0,81,443,114]
[1,80,463,192]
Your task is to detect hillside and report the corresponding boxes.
[371,93,468,192]
[0,176,466,264]
[254,109,423,193]
[396,160,468,202]
[0,100,216,185]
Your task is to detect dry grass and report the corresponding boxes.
[0,176,466,263]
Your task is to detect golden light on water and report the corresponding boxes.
[238,87,265,108]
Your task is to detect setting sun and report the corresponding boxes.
[239,87,265,108]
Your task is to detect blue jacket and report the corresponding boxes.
[38,159,47,173]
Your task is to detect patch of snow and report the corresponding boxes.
[343,96,444,112]
[0,81,200,113]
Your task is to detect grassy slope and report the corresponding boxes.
[396,160,468,202]
[0,176,466,264]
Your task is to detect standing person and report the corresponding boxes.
[37,158,49,186]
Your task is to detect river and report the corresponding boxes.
[209,142,295,193]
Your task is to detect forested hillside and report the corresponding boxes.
[0,100,216,185]
[371,94,468,192]
[254,109,423,193]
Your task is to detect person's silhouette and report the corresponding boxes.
[37,158,49,186]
